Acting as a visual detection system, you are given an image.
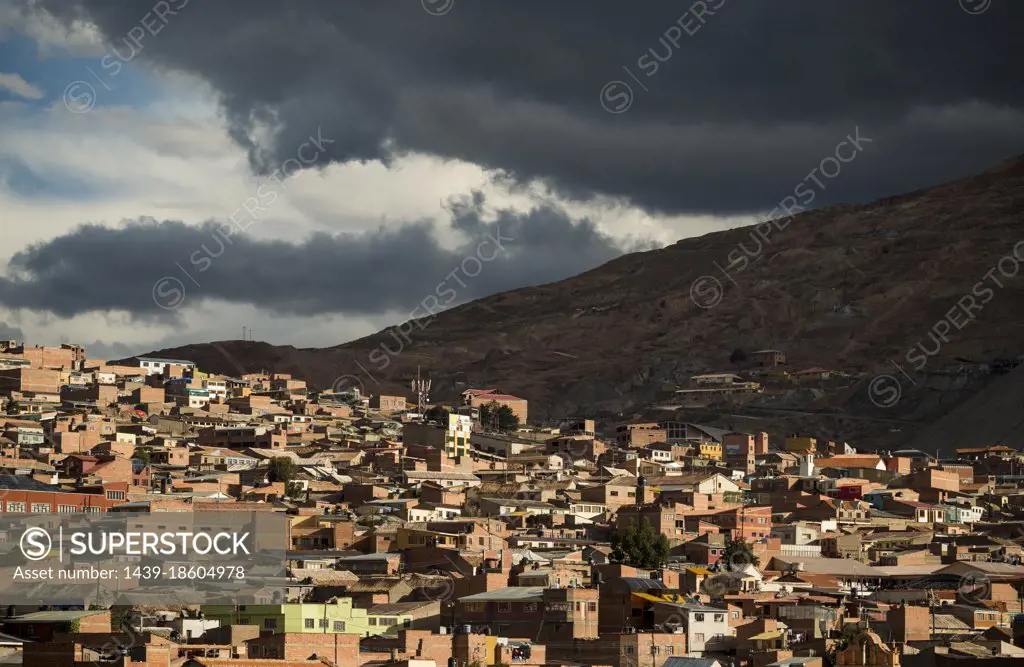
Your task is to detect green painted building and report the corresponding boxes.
[201,598,412,636]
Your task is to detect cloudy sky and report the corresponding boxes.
[1,0,1022,359]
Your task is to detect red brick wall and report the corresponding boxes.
[134,386,165,403]
[371,395,407,412]
[753,432,769,454]
[401,630,453,665]
[0,488,119,512]
[0,368,61,394]
[247,633,358,663]
[79,611,112,633]
[91,457,135,485]
[55,430,102,454]
[93,384,118,404]
[21,346,79,370]
[887,604,930,643]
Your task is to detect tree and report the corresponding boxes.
[133,447,151,464]
[729,348,747,364]
[610,519,670,569]
[722,537,760,571]
[424,405,451,424]
[479,401,520,432]
[268,457,296,483]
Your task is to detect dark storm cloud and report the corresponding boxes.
[30,0,1024,214]
[0,196,641,317]
[0,322,25,341]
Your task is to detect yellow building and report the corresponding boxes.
[699,441,723,461]
[784,436,817,453]
[446,413,472,458]
[202,599,413,636]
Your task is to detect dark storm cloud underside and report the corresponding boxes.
[29,0,1024,214]
[0,198,637,317]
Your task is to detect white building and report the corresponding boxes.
[202,377,228,399]
[136,357,196,376]
[661,603,732,656]
[171,617,221,640]
[690,373,743,386]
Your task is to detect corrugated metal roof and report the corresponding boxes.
[749,630,784,640]
[621,577,669,592]
[459,586,545,602]
[8,610,107,623]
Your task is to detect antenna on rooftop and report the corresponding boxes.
[242,326,246,341]
[412,366,431,417]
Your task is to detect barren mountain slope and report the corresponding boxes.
[135,156,1024,426]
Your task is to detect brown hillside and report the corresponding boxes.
[132,155,1024,445]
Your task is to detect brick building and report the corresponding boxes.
[616,423,669,448]
[245,632,359,662]
[456,587,598,641]
[3,609,110,642]
[369,395,407,413]
[0,368,61,395]
[688,506,773,541]
[723,432,758,474]
[0,476,126,512]
[1,344,85,370]
[469,391,529,425]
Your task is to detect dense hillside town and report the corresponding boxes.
[3,1,1024,667]
[1,341,1023,667]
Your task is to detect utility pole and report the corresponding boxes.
[929,588,937,639]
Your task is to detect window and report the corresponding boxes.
[239,618,249,624]
[333,621,346,631]
[31,503,49,513]
[610,490,619,497]
[319,619,329,628]
[304,619,314,629]
[58,505,79,513]
[378,618,397,626]
[588,602,597,612]
[498,603,511,613]
[714,614,724,622]
[6,502,26,512]
[694,633,705,643]
[524,603,537,612]
[264,618,277,629]
[695,613,705,622]
[369,618,377,626]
